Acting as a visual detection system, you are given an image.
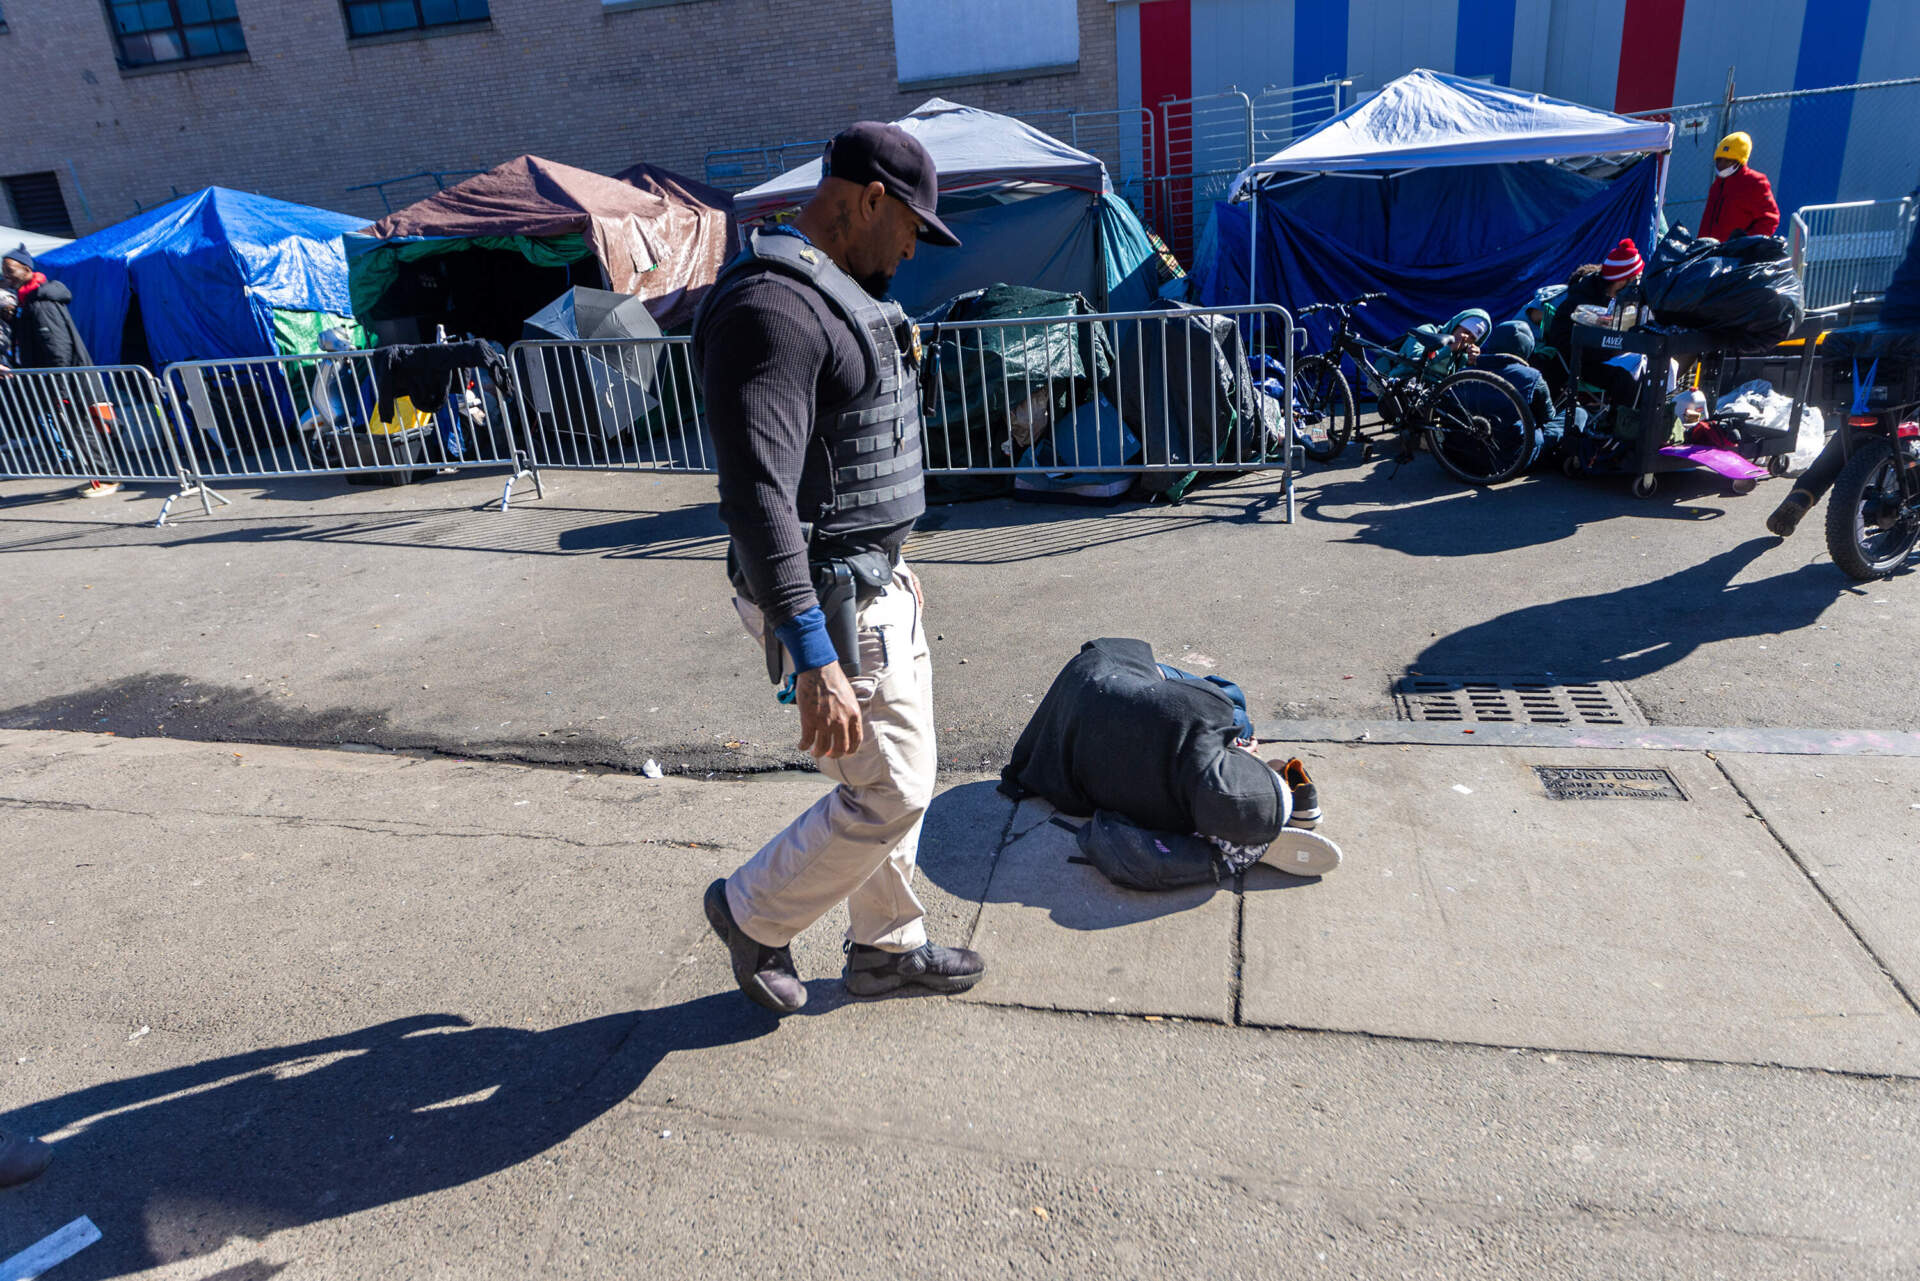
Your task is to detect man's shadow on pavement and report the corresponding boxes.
[1412,536,1842,682]
[0,995,776,1280]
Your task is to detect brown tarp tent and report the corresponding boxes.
[346,155,732,338]
[613,162,737,328]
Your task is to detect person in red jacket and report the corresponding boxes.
[1699,132,1780,241]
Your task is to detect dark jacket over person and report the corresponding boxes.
[1700,165,1781,242]
[1543,267,1611,358]
[1000,637,1286,846]
[1479,321,1552,427]
[12,278,92,370]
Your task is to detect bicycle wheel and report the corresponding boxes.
[1423,369,1535,486]
[1291,354,1355,462]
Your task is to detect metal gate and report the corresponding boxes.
[0,364,200,521]
[163,349,536,513]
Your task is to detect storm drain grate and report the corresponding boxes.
[1393,676,1647,727]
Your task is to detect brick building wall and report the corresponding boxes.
[0,0,1119,233]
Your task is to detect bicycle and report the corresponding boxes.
[1276,294,1535,486]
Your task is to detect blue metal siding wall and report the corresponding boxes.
[1454,0,1516,85]
[1294,0,1347,87]
[1346,0,1460,89]
[1777,0,1871,210]
[1188,0,1298,98]
[1542,0,1626,106]
[1672,0,1806,103]
[1838,0,1920,203]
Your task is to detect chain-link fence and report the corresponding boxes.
[1636,76,1920,237]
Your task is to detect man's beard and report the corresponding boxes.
[857,267,895,299]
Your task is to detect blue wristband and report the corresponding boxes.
[774,607,840,674]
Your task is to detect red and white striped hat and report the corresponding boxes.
[1601,238,1644,282]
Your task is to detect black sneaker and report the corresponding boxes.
[0,1129,51,1188]
[1766,489,1813,538]
[843,941,985,997]
[1274,757,1321,828]
[703,879,806,1014]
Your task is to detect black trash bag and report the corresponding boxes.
[1643,227,1804,350]
[1074,810,1225,892]
[1116,300,1279,499]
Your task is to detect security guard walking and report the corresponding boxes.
[693,122,986,1013]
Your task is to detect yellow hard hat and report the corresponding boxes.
[1715,132,1752,165]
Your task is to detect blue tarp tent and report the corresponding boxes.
[39,187,368,367]
[1195,70,1673,350]
[733,99,1176,315]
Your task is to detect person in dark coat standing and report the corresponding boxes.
[2,245,120,497]
[1699,132,1781,242]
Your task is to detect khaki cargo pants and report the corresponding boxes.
[724,564,934,953]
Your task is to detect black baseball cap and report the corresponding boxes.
[822,122,961,247]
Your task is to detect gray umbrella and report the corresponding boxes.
[521,287,664,440]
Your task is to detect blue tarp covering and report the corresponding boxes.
[1197,157,1661,351]
[40,187,367,367]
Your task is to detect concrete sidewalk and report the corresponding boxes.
[3,727,1917,1278]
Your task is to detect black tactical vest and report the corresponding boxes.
[694,230,926,543]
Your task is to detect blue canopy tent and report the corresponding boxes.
[1195,70,1674,351]
[733,99,1175,316]
[39,187,368,368]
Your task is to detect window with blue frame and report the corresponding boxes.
[106,0,247,67]
[342,0,489,39]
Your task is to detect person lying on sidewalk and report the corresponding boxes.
[1000,638,1340,879]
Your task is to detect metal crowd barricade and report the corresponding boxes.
[920,304,1298,521]
[161,348,538,514]
[507,306,1299,519]
[1789,198,1916,310]
[508,336,714,473]
[0,363,204,524]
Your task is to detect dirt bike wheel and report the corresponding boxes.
[1825,438,1920,581]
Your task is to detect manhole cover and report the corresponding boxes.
[1535,766,1687,801]
[1393,676,1646,727]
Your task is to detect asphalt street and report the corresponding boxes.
[0,457,1912,776]
[2,458,1918,1279]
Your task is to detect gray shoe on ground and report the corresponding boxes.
[843,941,986,997]
[704,879,807,1014]
[0,1130,52,1188]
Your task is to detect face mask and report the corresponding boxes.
[1716,163,1737,178]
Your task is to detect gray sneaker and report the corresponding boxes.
[0,1129,51,1188]
[703,879,806,1014]
[843,941,985,997]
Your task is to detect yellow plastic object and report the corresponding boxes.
[1715,131,1752,165]
[367,395,431,436]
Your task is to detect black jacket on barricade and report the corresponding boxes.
[1000,637,1286,847]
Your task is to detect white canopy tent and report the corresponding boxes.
[1229,70,1675,304]
[0,223,74,260]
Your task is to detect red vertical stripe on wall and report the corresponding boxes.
[1614,0,1687,113]
[1139,0,1192,176]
